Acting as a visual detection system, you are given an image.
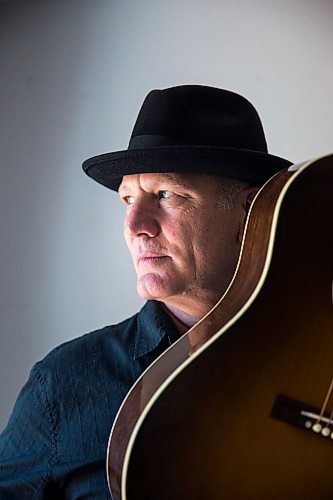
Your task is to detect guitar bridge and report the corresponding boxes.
[271,394,333,439]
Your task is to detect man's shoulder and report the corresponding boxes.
[31,300,168,386]
[36,309,142,374]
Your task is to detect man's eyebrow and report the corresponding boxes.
[152,173,196,189]
[160,174,187,185]
[118,174,189,193]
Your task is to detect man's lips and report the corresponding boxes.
[137,254,169,264]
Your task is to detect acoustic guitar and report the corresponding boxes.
[107,153,333,499]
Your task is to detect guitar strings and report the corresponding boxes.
[317,282,333,435]
[313,376,333,434]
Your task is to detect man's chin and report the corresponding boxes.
[137,272,175,301]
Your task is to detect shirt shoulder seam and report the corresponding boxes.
[33,363,59,481]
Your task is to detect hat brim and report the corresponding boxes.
[82,146,293,191]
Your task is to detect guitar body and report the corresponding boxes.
[108,154,333,499]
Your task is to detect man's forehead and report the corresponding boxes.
[118,172,219,192]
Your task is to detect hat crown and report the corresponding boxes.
[130,85,268,153]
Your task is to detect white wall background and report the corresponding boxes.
[0,0,332,430]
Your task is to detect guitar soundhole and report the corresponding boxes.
[271,394,333,440]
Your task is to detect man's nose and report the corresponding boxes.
[124,202,160,238]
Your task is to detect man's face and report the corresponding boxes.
[119,173,247,316]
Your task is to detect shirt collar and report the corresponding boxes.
[133,301,180,359]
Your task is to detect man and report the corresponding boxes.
[0,85,292,498]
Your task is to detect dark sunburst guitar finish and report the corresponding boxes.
[107,154,333,500]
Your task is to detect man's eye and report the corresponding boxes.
[158,190,172,199]
[124,195,135,205]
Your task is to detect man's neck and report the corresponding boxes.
[162,303,202,333]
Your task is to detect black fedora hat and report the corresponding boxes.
[82,85,292,190]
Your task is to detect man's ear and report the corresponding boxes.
[237,187,260,243]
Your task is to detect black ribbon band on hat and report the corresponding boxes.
[129,134,188,149]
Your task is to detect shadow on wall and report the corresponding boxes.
[0,0,126,430]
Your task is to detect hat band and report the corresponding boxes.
[129,134,188,149]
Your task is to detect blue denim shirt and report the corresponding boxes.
[0,301,180,499]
